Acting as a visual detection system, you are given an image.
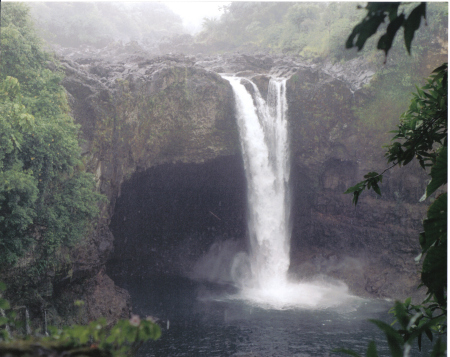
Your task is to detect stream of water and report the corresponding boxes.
[112,75,432,356]
[225,76,292,289]
[220,75,353,309]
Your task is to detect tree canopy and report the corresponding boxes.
[0,3,104,268]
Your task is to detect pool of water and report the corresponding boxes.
[112,274,430,357]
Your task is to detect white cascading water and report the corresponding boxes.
[223,75,353,309]
[226,77,291,286]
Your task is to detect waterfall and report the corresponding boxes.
[25,307,31,335]
[223,75,353,309]
[225,76,291,289]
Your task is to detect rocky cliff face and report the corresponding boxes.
[285,65,429,300]
[42,53,239,325]
[33,51,434,326]
[201,56,429,301]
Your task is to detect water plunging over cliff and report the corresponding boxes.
[226,76,291,286]
[224,76,353,309]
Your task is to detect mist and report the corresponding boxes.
[2,2,446,356]
[27,1,229,56]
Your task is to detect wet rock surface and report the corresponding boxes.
[286,65,428,301]
[48,50,241,325]
[27,47,427,324]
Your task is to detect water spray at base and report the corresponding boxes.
[209,74,358,310]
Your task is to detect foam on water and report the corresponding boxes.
[237,278,354,310]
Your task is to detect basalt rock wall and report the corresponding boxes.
[285,65,429,300]
[45,54,239,326]
[42,52,432,325]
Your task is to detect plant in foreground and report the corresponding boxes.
[342,5,446,354]
[0,283,161,356]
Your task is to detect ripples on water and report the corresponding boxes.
[113,275,430,357]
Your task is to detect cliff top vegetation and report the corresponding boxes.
[0,2,103,271]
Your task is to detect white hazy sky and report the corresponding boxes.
[164,1,231,33]
[15,0,232,35]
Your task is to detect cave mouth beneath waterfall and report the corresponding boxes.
[106,150,357,311]
[104,155,429,357]
[107,154,248,283]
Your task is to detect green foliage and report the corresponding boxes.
[346,3,427,57]
[344,2,446,143]
[420,190,447,306]
[0,3,105,266]
[196,2,363,60]
[345,65,447,316]
[336,299,446,357]
[386,63,447,170]
[345,63,447,206]
[44,315,161,356]
[343,5,447,355]
[196,2,445,64]
[0,3,48,84]
[0,289,160,356]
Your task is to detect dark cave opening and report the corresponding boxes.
[106,155,248,284]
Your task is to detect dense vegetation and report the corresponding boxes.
[196,2,446,61]
[342,3,446,357]
[0,3,103,268]
[0,4,162,354]
[343,62,447,357]
[198,2,363,60]
[0,283,160,356]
